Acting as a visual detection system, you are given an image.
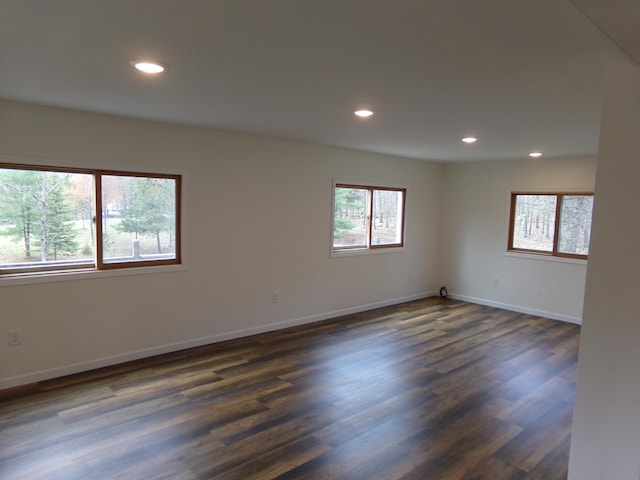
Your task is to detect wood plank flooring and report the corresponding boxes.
[0,297,581,479]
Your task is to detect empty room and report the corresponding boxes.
[1,1,640,479]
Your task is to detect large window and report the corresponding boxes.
[332,183,405,252]
[0,163,181,275]
[508,192,593,259]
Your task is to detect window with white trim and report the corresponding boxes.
[0,163,181,275]
[508,192,593,259]
[332,184,405,252]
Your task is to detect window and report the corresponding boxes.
[508,192,593,259]
[0,163,181,275]
[332,183,405,252]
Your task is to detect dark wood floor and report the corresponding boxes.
[0,297,580,480]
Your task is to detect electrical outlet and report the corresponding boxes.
[493,277,500,287]
[272,292,280,304]
[8,330,21,346]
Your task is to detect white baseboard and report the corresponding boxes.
[0,291,436,390]
[448,293,582,325]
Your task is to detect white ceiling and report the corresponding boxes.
[0,0,631,162]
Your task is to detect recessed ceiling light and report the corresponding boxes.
[354,109,374,118]
[529,152,543,158]
[461,137,477,144]
[131,61,166,74]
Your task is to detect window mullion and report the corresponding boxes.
[174,178,182,265]
[552,194,562,255]
[94,172,104,270]
[367,188,373,248]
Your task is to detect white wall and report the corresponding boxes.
[0,99,442,388]
[440,157,597,323]
[568,60,640,479]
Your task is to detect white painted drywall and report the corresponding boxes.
[568,60,640,479]
[0,99,442,388]
[439,157,596,323]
